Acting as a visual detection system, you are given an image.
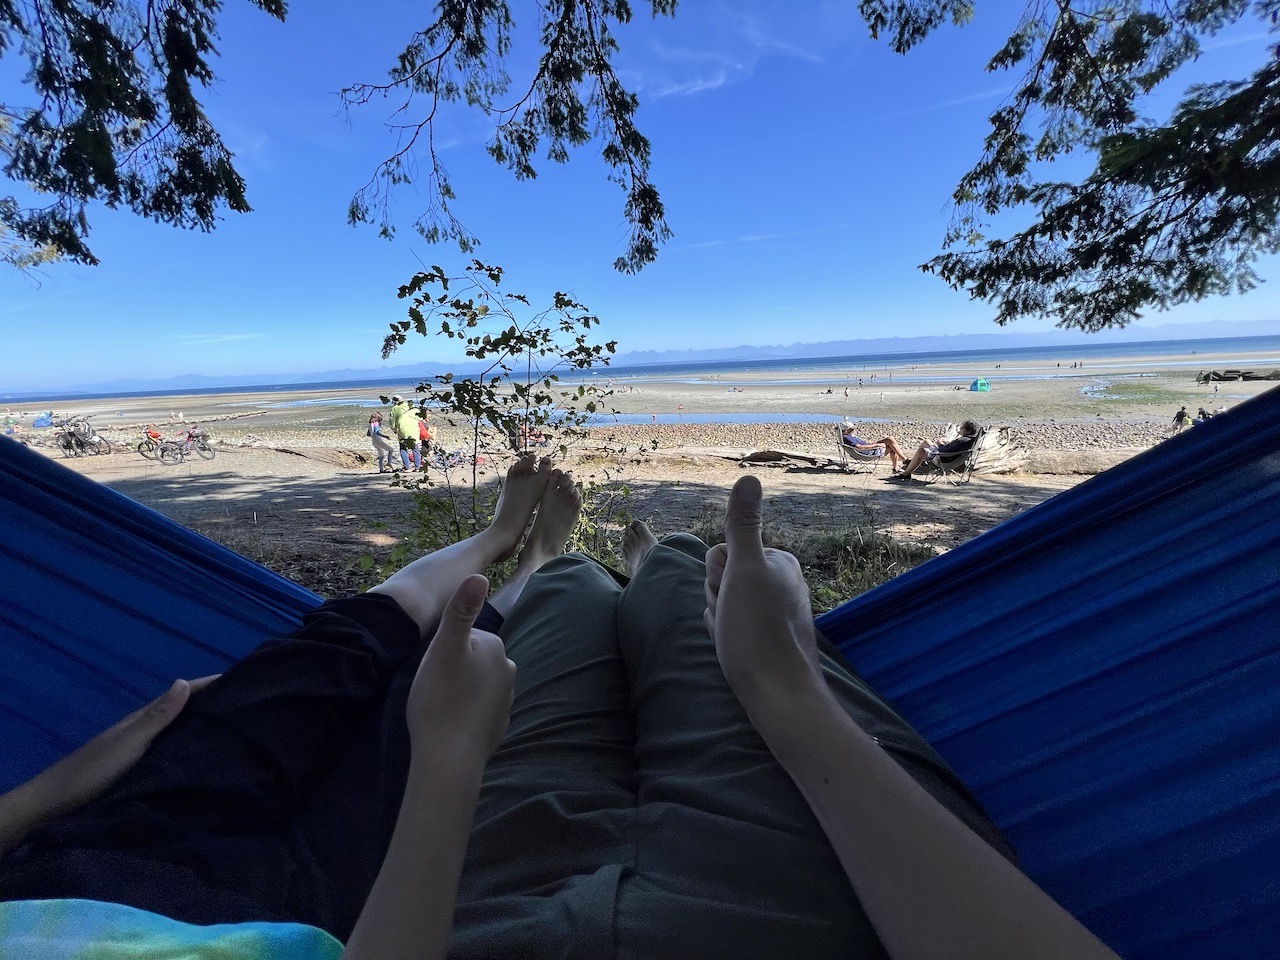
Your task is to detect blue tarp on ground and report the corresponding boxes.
[2,388,1278,959]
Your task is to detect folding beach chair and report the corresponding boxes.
[835,424,888,474]
[920,427,985,485]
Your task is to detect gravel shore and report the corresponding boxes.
[180,416,1171,458]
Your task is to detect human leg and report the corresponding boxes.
[0,457,554,930]
[878,436,908,470]
[899,442,930,476]
[614,528,867,957]
[449,485,639,957]
[370,454,552,637]
[613,500,1010,959]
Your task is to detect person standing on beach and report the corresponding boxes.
[389,395,422,470]
[368,413,397,473]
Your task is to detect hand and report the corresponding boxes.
[704,475,825,721]
[406,575,516,761]
[0,674,219,857]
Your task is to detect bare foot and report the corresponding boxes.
[488,455,553,561]
[622,520,659,578]
[515,469,583,574]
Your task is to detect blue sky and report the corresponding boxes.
[2,1,1278,391]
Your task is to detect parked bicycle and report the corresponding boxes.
[136,425,164,459]
[54,416,110,458]
[428,447,480,470]
[157,426,215,465]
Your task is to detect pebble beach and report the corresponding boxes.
[8,343,1276,597]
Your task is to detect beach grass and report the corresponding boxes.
[1091,380,1187,406]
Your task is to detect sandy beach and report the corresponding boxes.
[8,347,1277,598]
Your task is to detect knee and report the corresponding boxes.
[660,532,711,551]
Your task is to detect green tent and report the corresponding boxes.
[970,377,991,392]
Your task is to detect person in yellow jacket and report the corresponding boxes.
[388,396,421,470]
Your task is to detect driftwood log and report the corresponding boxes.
[736,423,1028,475]
[1197,369,1280,382]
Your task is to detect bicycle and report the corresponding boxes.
[428,447,477,470]
[54,417,110,457]
[157,426,215,465]
[136,426,164,459]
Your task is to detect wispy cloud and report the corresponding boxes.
[654,70,734,98]
[875,86,1012,122]
[170,333,266,346]
[679,223,848,251]
[734,11,824,64]
[635,4,830,100]
[229,132,271,158]
[1201,30,1275,52]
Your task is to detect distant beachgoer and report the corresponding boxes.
[1172,406,1192,433]
[418,417,434,467]
[843,387,849,400]
[1213,383,1220,396]
[389,395,422,470]
[651,414,657,423]
[367,413,397,473]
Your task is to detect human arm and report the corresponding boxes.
[0,675,219,859]
[705,476,1120,960]
[342,575,515,960]
[937,435,975,455]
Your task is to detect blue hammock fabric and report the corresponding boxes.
[2,391,1278,960]
[0,437,322,791]
[817,389,1280,960]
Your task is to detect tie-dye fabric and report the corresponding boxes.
[0,899,342,960]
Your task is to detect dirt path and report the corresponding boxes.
[53,443,1088,597]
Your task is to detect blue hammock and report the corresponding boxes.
[2,392,1278,960]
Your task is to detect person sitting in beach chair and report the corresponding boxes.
[839,425,907,472]
[891,420,981,481]
[0,463,1119,960]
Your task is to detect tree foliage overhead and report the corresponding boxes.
[0,0,285,268]
[881,0,1280,331]
[342,0,676,274]
[7,0,1279,334]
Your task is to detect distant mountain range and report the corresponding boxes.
[8,318,1280,399]
[609,319,1280,365]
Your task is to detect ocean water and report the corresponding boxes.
[9,334,1280,406]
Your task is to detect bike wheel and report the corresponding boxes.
[59,435,80,458]
[195,438,216,460]
[95,437,112,455]
[157,443,183,465]
[137,441,155,459]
